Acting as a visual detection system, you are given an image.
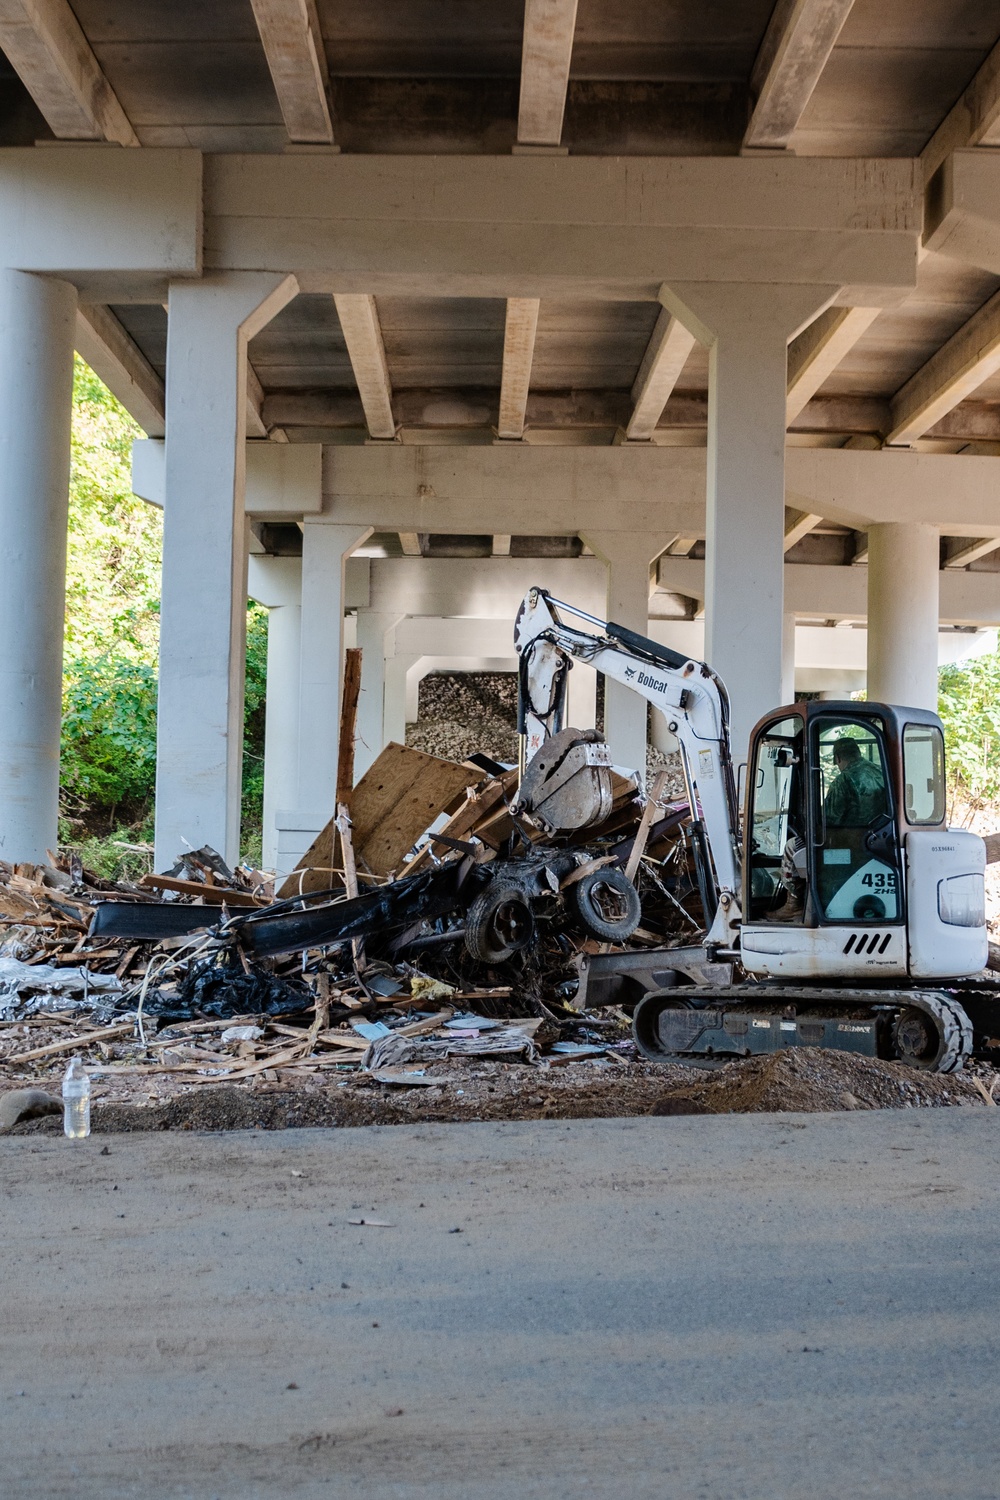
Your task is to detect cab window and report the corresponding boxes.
[746,715,803,920]
[813,719,899,922]
[902,723,945,825]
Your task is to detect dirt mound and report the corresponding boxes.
[650,1047,985,1115]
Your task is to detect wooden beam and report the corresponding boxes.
[245,361,268,440]
[887,289,1000,447]
[497,298,540,440]
[74,305,164,437]
[626,309,697,442]
[922,38,1000,182]
[745,0,856,151]
[0,0,137,144]
[783,507,822,552]
[398,532,422,557]
[786,306,880,423]
[248,0,333,145]
[944,537,1000,569]
[517,0,578,147]
[332,294,395,441]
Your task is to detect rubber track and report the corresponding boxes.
[633,986,974,1073]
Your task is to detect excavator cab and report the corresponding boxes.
[741,702,986,980]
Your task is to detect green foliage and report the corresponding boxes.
[938,643,1000,807]
[61,359,271,859]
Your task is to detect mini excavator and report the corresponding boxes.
[514,586,997,1074]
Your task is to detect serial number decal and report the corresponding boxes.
[837,1023,873,1033]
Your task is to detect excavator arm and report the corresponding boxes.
[514,587,742,945]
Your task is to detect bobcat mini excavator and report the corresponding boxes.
[514,586,995,1074]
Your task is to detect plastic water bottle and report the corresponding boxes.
[62,1057,91,1140]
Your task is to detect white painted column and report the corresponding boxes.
[155,273,296,870]
[247,555,302,872]
[662,283,838,756]
[354,611,404,778]
[566,654,598,731]
[0,271,76,862]
[867,523,940,710]
[781,612,797,705]
[384,653,421,748]
[296,522,373,814]
[581,530,676,777]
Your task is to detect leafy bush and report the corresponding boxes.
[938,642,1000,807]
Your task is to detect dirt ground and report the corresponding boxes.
[4,1044,997,1136]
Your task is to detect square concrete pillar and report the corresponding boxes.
[155,273,296,870]
[867,523,940,710]
[0,270,76,863]
[581,530,676,778]
[662,282,839,756]
[248,555,302,872]
[354,611,404,779]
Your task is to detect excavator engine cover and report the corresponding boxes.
[513,727,614,834]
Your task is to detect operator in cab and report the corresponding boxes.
[824,737,886,828]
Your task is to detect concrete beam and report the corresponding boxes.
[657,555,1000,628]
[924,149,1000,274]
[248,0,333,145]
[332,294,395,440]
[398,532,422,557]
[887,287,1000,446]
[245,360,268,440]
[368,556,606,622]
[922,41,1000,183]
[492,534,512,556]
[785,446,1000,534]
[517,0,578,147]
[783,506,822,551]
[497,298,539,440]
[205,155,920,301]
[785,305,880,423]
[625,306,697,442]
[0,148,201,299]
[745,0,856,151]
[943,536,1000,569]
[74,303,165,437]
[0,0,137,146]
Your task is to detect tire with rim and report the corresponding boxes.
[571,868,641,942]
[464,883,535,963]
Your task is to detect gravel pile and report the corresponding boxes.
[407,672,519,764]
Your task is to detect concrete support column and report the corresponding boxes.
[566,655,598,731]
[867,523,940,710]
[384,653,421,748]
[296,522,373,815]
[781,613,797,706]
[0,270,76,862]
[662,283,838,754]
[155,273,296,870]
[354,611,404,778]
[247,556,302,873]
[581,530,676,777]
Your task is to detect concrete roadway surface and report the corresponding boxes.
[2,1111,1000,1499]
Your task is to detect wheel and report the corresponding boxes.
[571,867,641,942]
[891,1006,940,1067]
[464,883,535,963]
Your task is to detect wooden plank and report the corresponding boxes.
[402,770,519,874]
[337,647,362,804]
[139,874,260,907]
[8,1021,133,1065]
[348,743,484,877]
[279,744,484,893]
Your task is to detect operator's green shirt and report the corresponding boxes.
[825,757,886,827]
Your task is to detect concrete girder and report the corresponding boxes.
[924,149,1000,274]
[886,285,1000,446]
[332,293,395,440]
[922,43,1000,184]
[0,0,137,146]
[74,303,165,438]
[783,507,822,551]
[785,305,880,423]
[745,0,857,152]
[656,556,1000,630]
[204,154,920,303]
[497,298,540,440]
[248,0,334,146]
[517,0,578,148]
[625,303,697,442]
